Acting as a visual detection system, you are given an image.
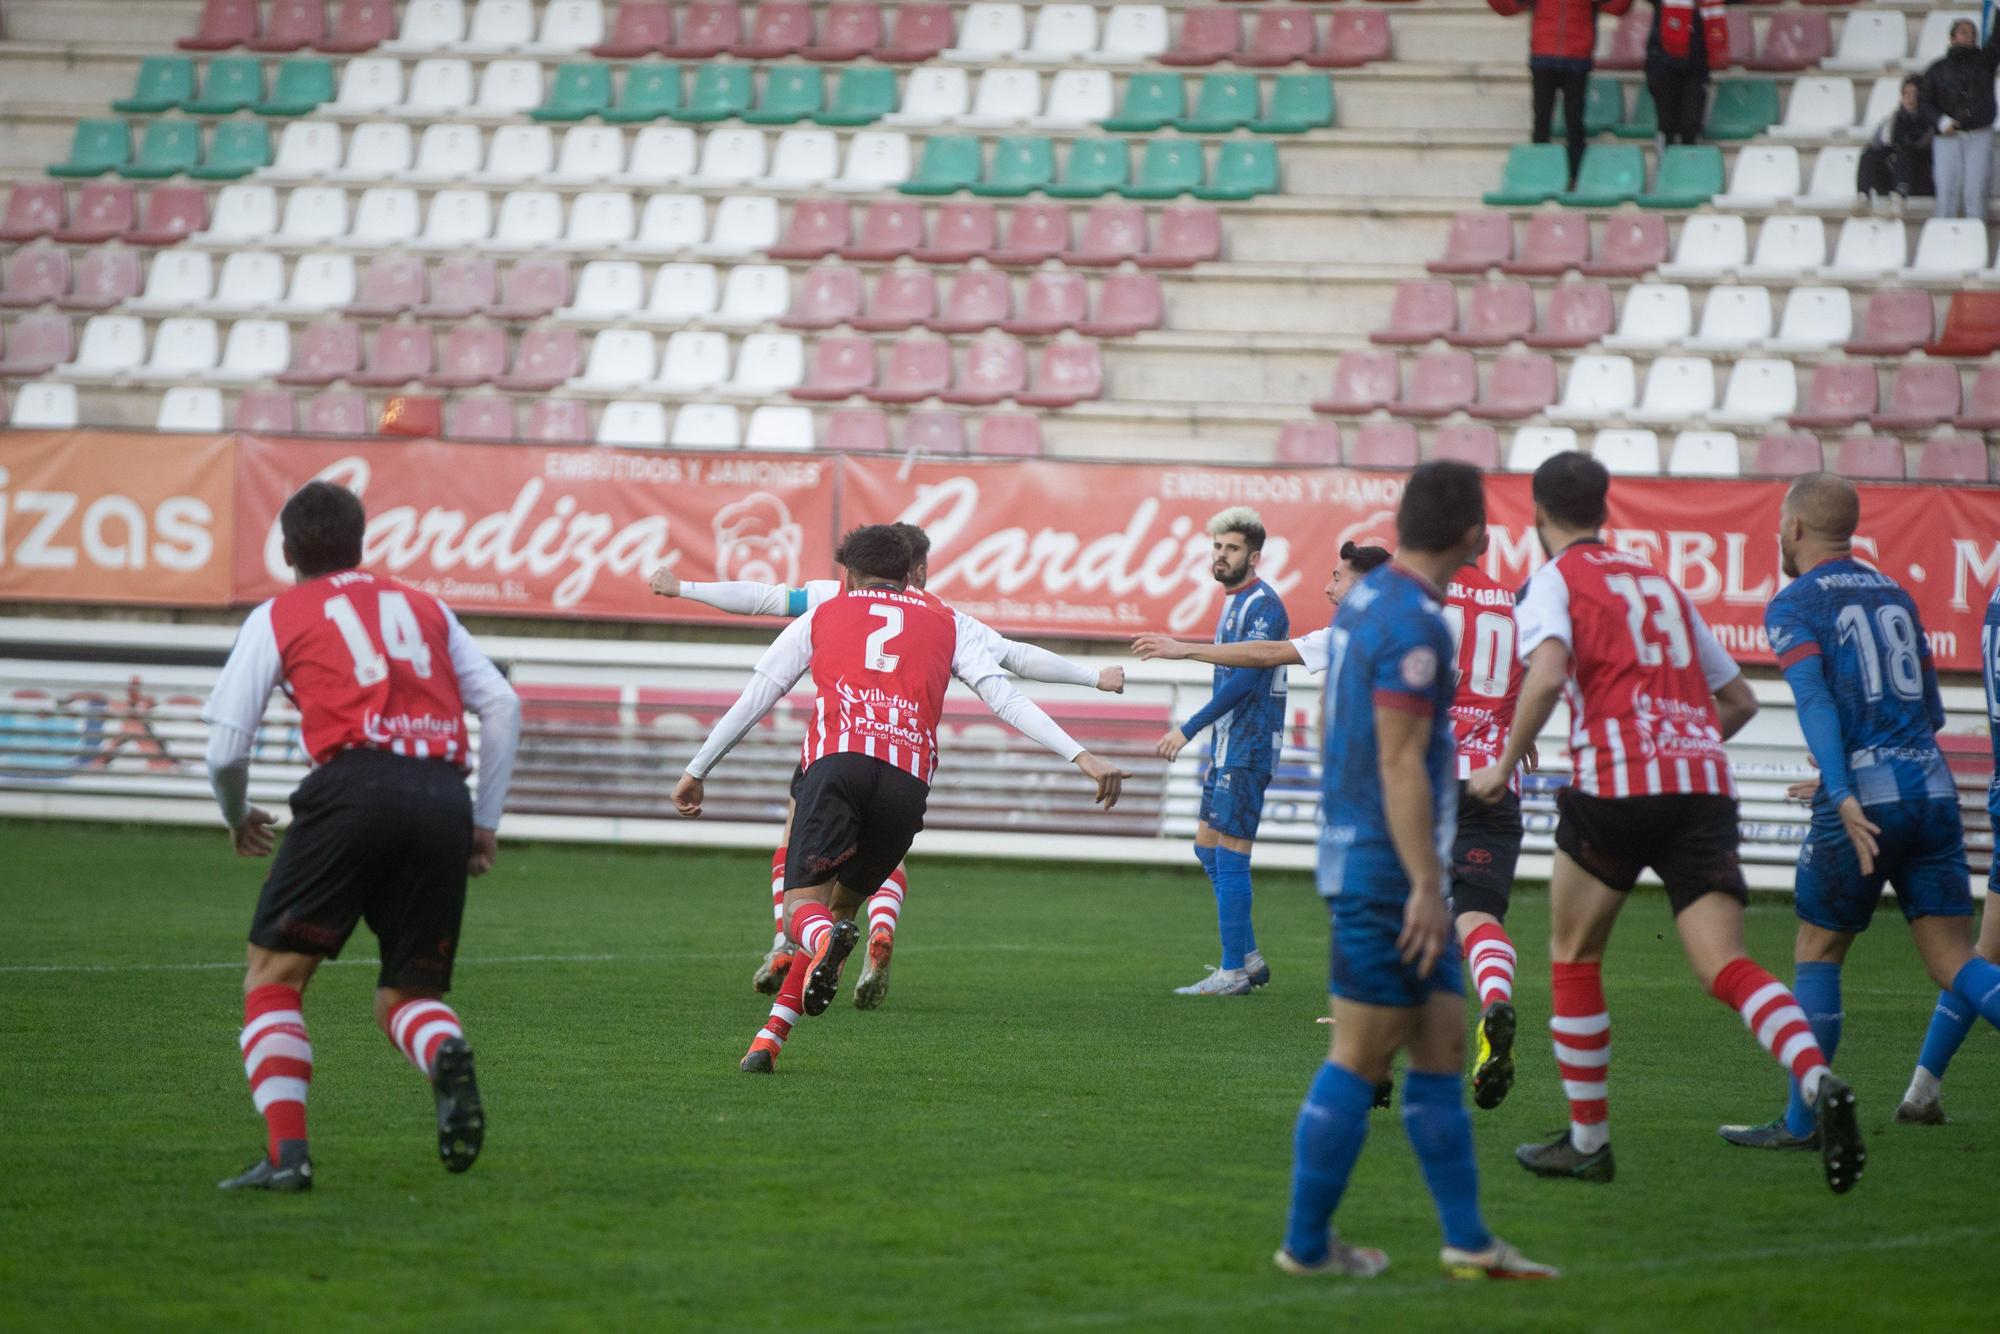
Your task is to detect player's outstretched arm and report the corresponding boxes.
[1469,639,1567,804]
[1132,634,1303,670]
[992,633,1123,693]
[1376,701,1448,977]
[650,568,832,619]
[958,651,1131,808]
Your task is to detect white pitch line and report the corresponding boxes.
[0,942,1110,975]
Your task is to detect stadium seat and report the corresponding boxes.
[1061,201,1146,265]
[1912,433,1988,481]
[1310,10,1391,68]
[331,56,402,112]
[58,247,142,311]
[1907,11,1978,72]
[346,254,425,317]
[1772,77,1856,138]
[1788,362,1878,428]
[1592,428,1661,474]
[929,269,1013,333]
[1834,436,1906,480]
[0,315,73,376]
[1613,87,1658,140]
[1909,219,1989,279]
[1429,214,1512,277]
[561,259,643,318]
[1750,431,1823,477]
[1197,141,1279,201]
[1022,6,1099,64]
[347,323,432,387]
[438,394,512,442]
[1254,75,1336,133]
[713,264,789,327]
[639,262,718,324]
[1602,283,1692,350]
[750,69,829,127]
[1484,144,1570,207]
[1370,282,1455,346]
[792,334,877,400]
[1160,7,1242,66]
[314,0,394,52]
[1928,293,2000,358]
[1709,358,1798,426]
[654,330,731,392]
[1796,146,1865,210]
[853,269,937,331]
[6,381,75,427]
[831,131,913,192]
[1103,72,1185,132]
[423,325,507,389]
[765,200,849,262]
[905,203,991,263]
[1445,281,1534,348]
[1521,282,1613,349]
[1824,217,1908,279]
[189,56,266,115]
[212,319,292,381]
[963,71,1044,129]
[823,406,890,451]
[326,122,412,183]
[513,397,583,442]
[901,410,967,455]
[1041,138,1127,198]
[741,404,815,452]
[720,333,805,396]
[1017,340,1103,408]
[1177,73,1259,132]
[1871,362,1962,431]
[484,189,559,249]
[192,183,277,243]
[547,125,625,183]
[942,335,1028,405]
[1139,204,1221,269]
[0,247,70,308]
[60,314,147,378]
[1079,272,1164,337]
[1507,426,1580,472]
[972,137,1056,197]
[600,63,682,122]
[469,60,543,118]
[570,328,655,391]
[1500,213,1590,276]
[804,4,884,61]
[759,128,839,188]
[1707,79,1783,139]
[1580,77,1623,135]
[49,120,132,179]
[1239,9,1317,67]
[733,2,811,57]
[1560,144,1644,207]
[865,335,952,403]
[1273,420,1342,465]
[1347,420,1419,468]
[1767,286,1853,353]
[272,253,354,315]
[1639,146,1724,208]
[248,0,329,52]
[1656,215,1748,282]
[1714,145,1802,208]
[1001,270,1087,334]
[264,119,339,180]
[1547,355,1636,423]
[1627,356,1715,425]
[873,4,953,61]
[116,119,202,181]
[346,186,417,247]
[1844,77,1902,142]
[901,137,983,195]
[974,414,1044,457]
[492,328,582,392]
[271,318,359,386]
[594,399,666,447]
[1740,214,1828,280]
[1597,12,1647,70]
[1094,5,1169,63]
[676,65,752,124]
[155,385,225,432]
[300,389,368,435]
[1422,423,1495,468]
[463,0,537,51]
[1664,431,1740,477]
[1687,286,1775,352]
[1468,351,1558,421]
[410,189,489,249]
[1744,11,1831,71]
[0,183,67,242]
[128,250,214,312]
[401,59,476,114]
[945,4,1028,61]
[841,200,925,261]
[233,388,298,432]
[1311,348,1399,415]
[1389,348,1477,420]
[621,124,696,182]
[190,122,271,181]
[1954,360,2000,430]
[815,67,897,126]
[382,0,463,50]
[533,63,613,121]
[115,58,197,114]
[180,0,260,50]
[993,202,1073,266]
[626,193,705,254]
[1824,10,1906,71]
[691,129,775,188]
[206,252,285,312]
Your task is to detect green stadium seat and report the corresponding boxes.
[189,119,270,179]
[744,67,824,125]
[1637,144,1723,208]
[1195,139,1279,200]
[1613,87,1657,140]
[970,136,1054,197]
[254,57,335,116]
[814,68,896,127]
[1706,79,1781,140]
[184,56,264,114]
[112,57,197,114]
[1122,139,1206,199]
[900,135,983,195]
[1251,74,1334,133]
[1177,73,1260,133]
[531,63,614,122]
[1046,138,1129,198]
[675,65,753,123]
[603,64,682,123]
[118,119,202,179]
[1583,77,1623,136]
[1481,143,1568,205]
[1102,73,1184,133]
[1559,143,1645,206]
[48,119,131,177]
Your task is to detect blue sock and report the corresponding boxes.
[1782,962,1843,1138]
[1193,843,1218,884]
[1212,847,1254,970]
[1918,988,1978,1080]
[1283,1062,1374,1264]
[1951,957,2000,1027]
[1401,1071,1493,1254]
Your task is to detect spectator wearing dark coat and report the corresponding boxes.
[1919,19,2000,219]
[1644,0,1733,146]
[1858,76,1934,205]
[1488,0,1635,184]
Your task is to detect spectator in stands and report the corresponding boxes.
[1858,77,1934,210]
[1919,19,2000,220]
[1487,0,1634,187]
[1643,0,1733,147]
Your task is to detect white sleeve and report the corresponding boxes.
[990,627,1099,688]
[1512,564,1572,658]
[677,580,792,617]
[445,609,522,831]
[1689,605,1741,692]
[1290,628,1330,675]
[954,632,1086,761]
[201,601,282,829]
[685,610,817,779]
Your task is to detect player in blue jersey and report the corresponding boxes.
[1894,565,2000,1123]
[1277,462,1555,1282]
[1155,508,1290,996]
[1718,474,2000,1148]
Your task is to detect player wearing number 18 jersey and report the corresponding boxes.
[1466,454,1862,1195]
[201,481,522,1191]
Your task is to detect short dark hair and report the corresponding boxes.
[281,480,366,578]
[1396,461,1486,554]
[1952,18,1976,40]
[1339,541,1391,575]
[1531,451,1610,531]
[891,522,932,564]
[834,524,914,583]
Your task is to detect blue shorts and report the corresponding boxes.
[1794,796,1971,934]
[1199,765,1272,841]
[1322,866,1464,1009]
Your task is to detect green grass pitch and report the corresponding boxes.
[2,820,1996,1331]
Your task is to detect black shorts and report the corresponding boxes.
[1554,787,1749,916]
[1451,784,1522,922]
[249,748,474,991]
[786,753,928,897]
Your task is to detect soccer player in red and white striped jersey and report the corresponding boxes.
[202,481,521,1191]
[671,524,1127,1073]
[1466,454,1863,1193]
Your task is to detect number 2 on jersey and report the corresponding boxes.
[864,605,903,673]
[324,592,433,687]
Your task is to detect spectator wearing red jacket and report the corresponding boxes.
[1489,0,1634,185]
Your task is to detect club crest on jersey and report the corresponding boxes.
[1399,647,1439,689]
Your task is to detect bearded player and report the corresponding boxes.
[671,524,1127,1073]
[650,524,1120,1010]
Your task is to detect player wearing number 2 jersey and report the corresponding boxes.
[201,482,522,1191]
[1467,454,1863,1196]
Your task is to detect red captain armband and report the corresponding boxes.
[1776,642,1821,670]
[1372,688,1434,717]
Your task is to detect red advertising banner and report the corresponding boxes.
[0,430,235,606]
[837,457,2000,673]
[231,436,837,621]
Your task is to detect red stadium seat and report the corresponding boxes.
[1925,293,2000,358]
[1743,12,1830,71]
[975,413,1044,457]
[1002,270,1087,335]
[1523,282,1614,348]
[0,313,73,375]
[1955,362,2000,430]
[1916,435,1988,481]
[249,0,327,52]
[841,200,925,262]
[489,259,572,321]
[1239,9,1318,66]
[913,202,998,263]
[494,327,583,392]
[53,183,136,244]
[316,0,397,53]
[1078,272,1164,336]
[902,410,967,454]
[867,335,953,403]
[782,265,864,330]
[1311,349,1399,415]
[792,335,879,401]
[1061,202,1147,266]
[769,200,852,259]
[1430,212,1513,276]
[523,400,590,444]
[1371,281,1457,345]
[666,4,744,59]
[0,247,71,308]
[1469,351,1559,421]
[593,3,673,56]
[425,326,507,390]
[0,182,66,242]
[1016,341,1103,407]
[277,319,363,386]
[735,2,813,57]
[179,0,258,50]
[805,4,883,60]
[415,257,497,319]
[1500,213,1590,277]
[1719,9,1754,67]
[350,324,434,388]
[1447,281,1535,348]
[377,395,440,440]
[872,3,952,61]
[1139,205,1221,269]
[1598,9,1651,70]
[58,246,142,310]
[1390,348,1477,419]
[928,268,1013,333]
[1751,432,1824,477]
[347,254,427,317]
[851,269,936,332]
[1432,423,1501,468]
[302,389,369,436]
[825,407,891,451]
[442,395,514,442]
[1869,363,1961,431]
[1348,420,1421,468]
[1579,214,1668,278]
[941,336,1028,406]
[1844,289,1934,355]
[233,389,298,433]
[1274,420,1342,465]
[1787,363,1878,429]
[124,185,207,245]
[1834,436,1906,480]
[1159,8,1242,66]
[990,203,1071,266]
[1308,10,1391,68]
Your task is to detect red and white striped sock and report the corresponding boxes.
[753,945,811,1055]
[868,866,908,940]
[240,984,312,1163]
[1712,957,1829,1100]
[1464,922,1517,1007]
[387,997,465,1081]
[1550,961,1610,1153]
[790,901,834,959]
[769,848,788,950]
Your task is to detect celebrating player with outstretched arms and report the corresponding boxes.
[201,481,522,1192]
[1466,453,1863,1195]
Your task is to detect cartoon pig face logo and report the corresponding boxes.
[713,492,802,585]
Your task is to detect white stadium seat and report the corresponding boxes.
[761,129,840,189]
[1844,77,1903,141]
[687,128,768,187]
[1591,429,1660,475]
[561,190,636,249]
[214,319,291,381]
[722,333,806,395]
[1034,70,1115,129]
[1824,12,1908,72]
[571,329,657,390]
[156,386,225,432]
[560,260,644,318]
[414,189,493,249]
[694,196,780,257]
[1603,283,1693,350]
[527,0,605,55]
[1667,430,1741,477]
[670,402,742,449]
[1093,4,1169,63]
[331,121,414,183]
[713,265,790,327]
[654,330,731,392]
[963,69,1043,128]
[1907,218,1987,278]
[1713,145,1800,209]
[141,317,220,378]
[266,120,343,180]
[1685,285,1774,352]
[402,58,474,116]
[128,250,213,311]
[1796,146,1864,209]
[194,184,278,243]
[493,189,563,248]
[1627,356,1715,425]
[945,4,1028,61]
[626,125,698,183]
[1822,216,1909,279]
[1547,356,1636,424]
[627,194,707,254]
[1767,286,1853,352]
[1772,78,1856,139]
[277,253,355,313]
[886,69,970,127]
[597,399,668,447]
[1506,426,1579,472]
[551,126,627,183]
[332,57,403,112]
[384,0,465,52]
[460,0,535,53]
[12,382,78,428]
[644,263,719,323]
[831,131,913,192]
[472,125,554,183]
[471,60,543,118]
[1741,215,1828,280]
[1021,4,1098,63]
[1709,358,1798,427]
[61,315,147,378]
[350,186,420,247]
[278,186,349,244]
[1907,12,1982,71]
[1658,214,1748,280]
[409,123,484,182]
[746,405,816,451]
[205,251,284,312]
